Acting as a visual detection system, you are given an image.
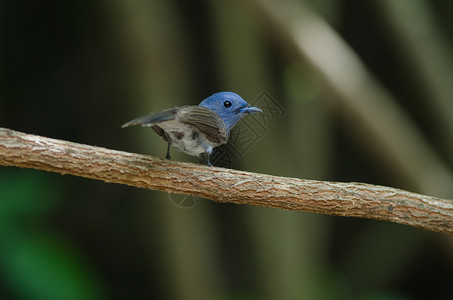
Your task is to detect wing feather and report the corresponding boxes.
[177,106,228,145]
[122,106,228,146]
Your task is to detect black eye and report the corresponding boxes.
[224,101,232,108]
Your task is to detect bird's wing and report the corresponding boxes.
[121,107,180,128]
[177,106,229,145]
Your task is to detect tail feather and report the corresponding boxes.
[122,108,178,128]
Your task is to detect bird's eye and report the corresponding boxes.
[224,101,232,108]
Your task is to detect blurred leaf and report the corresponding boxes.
[2,233,105,300]
[0,170,106,299]
[0,170,59,230]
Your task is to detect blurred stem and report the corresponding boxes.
[108,0,194,108]
[305,0,341,26]
[375,0,453,166]
[153,199,224,300]
[106,1,223,299]
[248,0,453,198]
[211,2,325,298]
[210,0,273,93]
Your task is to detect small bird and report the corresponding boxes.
[122,92,261,165]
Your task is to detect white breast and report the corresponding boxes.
[158,120,214,157]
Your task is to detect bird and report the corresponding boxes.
[122,91,262,165]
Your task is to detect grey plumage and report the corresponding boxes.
[122,106,229,145]
[122,92,261,165]
[122,106,229,163]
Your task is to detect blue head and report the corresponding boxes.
[199,92,261,129]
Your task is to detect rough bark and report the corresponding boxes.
[1,128,452,234]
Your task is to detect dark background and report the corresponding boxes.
[1,0,453,299]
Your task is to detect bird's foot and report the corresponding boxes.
[165,140,171,160]
[200,152,213,166]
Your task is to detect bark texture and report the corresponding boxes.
[1,128,452,233]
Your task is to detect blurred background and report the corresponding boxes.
[1,0,453,299]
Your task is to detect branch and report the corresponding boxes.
[1,127,452,234]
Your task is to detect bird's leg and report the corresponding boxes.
[201,152,213,166]
[165,140,171,160]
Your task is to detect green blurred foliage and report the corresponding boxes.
[0,171,105,299]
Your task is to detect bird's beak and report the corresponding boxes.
[239,104,262,114]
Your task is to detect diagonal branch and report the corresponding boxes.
[0,127,452,234]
